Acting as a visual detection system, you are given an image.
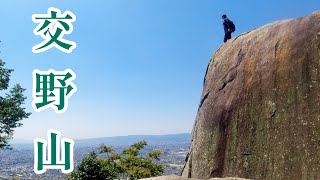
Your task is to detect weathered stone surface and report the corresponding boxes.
[141,175,248,180]
[182,11,320,180]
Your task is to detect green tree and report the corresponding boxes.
[0,60,31,149]
[117,141,163,179]
[69,151,118,180]
[69,141,163,180]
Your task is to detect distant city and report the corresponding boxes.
[0,133,191,179]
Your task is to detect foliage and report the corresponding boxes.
[68,151,118,180]
[69,141,163,180]
[0,60,31,149]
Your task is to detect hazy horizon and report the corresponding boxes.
[11,132,191,141]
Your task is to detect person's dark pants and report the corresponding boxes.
[224,32,232,43]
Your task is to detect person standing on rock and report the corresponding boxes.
[222,14,236,43]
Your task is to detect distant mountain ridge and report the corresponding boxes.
[76,133,191,146]
[10,133,191,147]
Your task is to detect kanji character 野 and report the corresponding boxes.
[32,69,77,113]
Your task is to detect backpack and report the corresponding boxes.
[228,20,236,33]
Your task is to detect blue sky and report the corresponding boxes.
[0,0,319,139]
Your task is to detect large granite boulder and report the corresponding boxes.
[182,11,320,180]
[141,176,247,180]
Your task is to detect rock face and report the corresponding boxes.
[182,11,320,180]
[141,176,247,180]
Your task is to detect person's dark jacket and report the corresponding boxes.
[223,18,232,43]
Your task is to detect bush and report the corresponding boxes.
[69,141,163,180]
